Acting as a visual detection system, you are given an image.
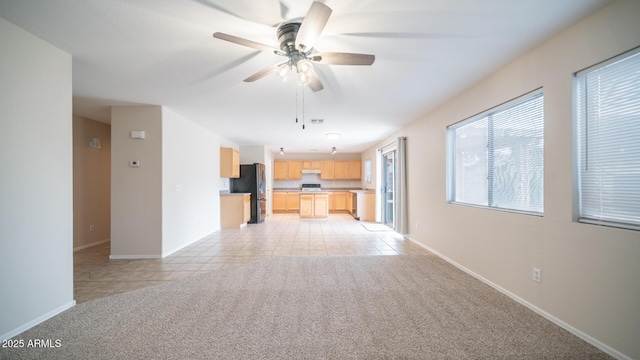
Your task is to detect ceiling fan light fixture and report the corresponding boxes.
[213,2,375,92]
[275,63,292,81]
[297,59,314,76]
[296,59,314,85]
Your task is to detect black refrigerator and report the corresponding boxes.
[230,163,266,223]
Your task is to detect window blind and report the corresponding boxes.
[576,49,640,229]
[448,91,544,214]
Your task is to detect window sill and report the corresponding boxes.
[447,201,543,217]
[578,218,640,232]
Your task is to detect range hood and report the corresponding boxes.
[301,169,321,174]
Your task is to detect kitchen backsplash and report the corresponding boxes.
[273,173,361,189]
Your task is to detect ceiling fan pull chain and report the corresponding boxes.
[295,85,299,123]
[302,86,306,130]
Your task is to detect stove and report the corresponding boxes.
[301,184,322,192]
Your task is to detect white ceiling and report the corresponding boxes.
[0,0,609,154]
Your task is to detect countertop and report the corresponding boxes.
[273,188,373,192]
[220,192,251,196]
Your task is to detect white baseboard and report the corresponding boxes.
[73,238,110,252]
[406,236,631,360]
[109,254,162,260]
[1,300,75,342]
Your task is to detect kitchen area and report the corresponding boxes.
[271,159,376,221]
[219,148,377,228]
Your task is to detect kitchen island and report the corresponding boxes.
[299,192,329,218]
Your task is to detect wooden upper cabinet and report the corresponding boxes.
[220,147,240,178]
[320,160,335,179]
[274,160,288,180]
[276,158,359,180]
[334,161,349,179]
[303,160,321,170]
[348,160,362,180]
[288,160,302,179]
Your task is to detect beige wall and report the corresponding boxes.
[0,17,74,340]
[363,1,640,358]
[73,115,110,250]
[110,106,163,258]
[111,105,232,258]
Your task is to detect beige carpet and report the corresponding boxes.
[0,256,610,359]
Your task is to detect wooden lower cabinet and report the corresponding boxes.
[273,191,300,212]
[243,194,251,223]
[314,194,329,217]
[329,192,348,212]
[299,194,314,217]
[221,194,251,228]
[273,192,287,212]
[286,192,300,211]
[299,193,328,218]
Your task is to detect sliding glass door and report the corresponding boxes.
[382,150,396,229]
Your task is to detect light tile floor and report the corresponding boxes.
[74,213,431,303]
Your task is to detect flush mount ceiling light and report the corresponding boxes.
[331,147,337,155]
[325,133,341,139]
[280,147,284,155]
[212,2,375,92]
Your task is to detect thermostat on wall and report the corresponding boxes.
[130,130,146,139]
[129,160,140,167]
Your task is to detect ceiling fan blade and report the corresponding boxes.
[213,32,279,53]
[307,73,324,92]
[243,62,285,82]
[339,32,463,39]
[279,1,290,21]
[295,2,332,52]
[311,52,375,65]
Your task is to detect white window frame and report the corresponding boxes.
[447,89,544,215]
[574,47,640,231]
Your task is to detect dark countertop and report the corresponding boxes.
[273,188,366,192]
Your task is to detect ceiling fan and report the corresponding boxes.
[213,1,375,92]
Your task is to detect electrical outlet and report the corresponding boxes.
[533,268,541,283]
[89,225,95,232]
